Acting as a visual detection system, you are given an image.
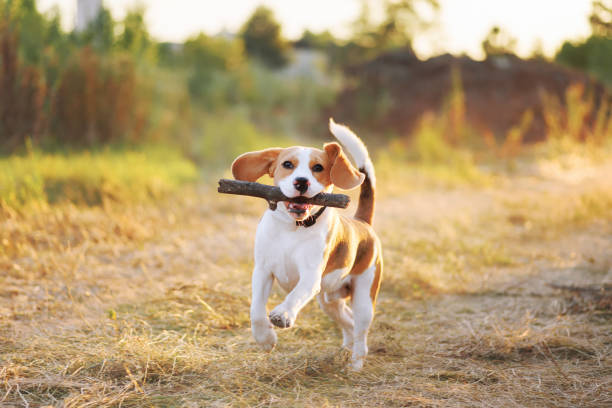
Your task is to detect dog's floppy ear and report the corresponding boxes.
[324,142,365,190]
[232,148,283,182]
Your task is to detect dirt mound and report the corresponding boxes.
[331,49,609,142]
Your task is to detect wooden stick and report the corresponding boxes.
[217,179,350,210]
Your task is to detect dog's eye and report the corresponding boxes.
[282,161,294,169]
[312,164,324,172]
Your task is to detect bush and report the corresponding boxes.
[185,110,290,169]
[556,36,612,86]
[182,33,247,108]
[540,83,612,146]
[0,18,46,153]
[0,146,198,209]
[0,0,336,161]
[51,48,149,147]
[240,6,289,69]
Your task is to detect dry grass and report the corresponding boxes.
[1,155,612,407]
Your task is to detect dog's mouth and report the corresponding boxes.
[285,202,313,219]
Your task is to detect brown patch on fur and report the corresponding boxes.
[350,234,376,275]
[270,148,301,183]
[370,253,383,305]
[324,143,365,190]
[232,148,283,182]
[355,172,375,225]
[309,150,332,186]
[323,215,379,278]
[324,240,351,274]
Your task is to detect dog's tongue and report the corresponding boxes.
[287,202,312,212]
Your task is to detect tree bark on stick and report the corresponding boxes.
[217,179,350,210]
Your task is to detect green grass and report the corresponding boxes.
[0,146,198,209]
[189,110,293,168]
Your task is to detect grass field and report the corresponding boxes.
[0,147,198,210]
[1,149,611,407]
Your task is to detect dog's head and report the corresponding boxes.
[231,143,364,221]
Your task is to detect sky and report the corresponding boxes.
[37,0,594,59]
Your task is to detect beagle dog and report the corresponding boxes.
[231,119,382,370]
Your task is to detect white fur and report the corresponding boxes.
[248,122,379,371]
[250,265,277,351]
[321,268,349,296]
[277,148,325,198]
[250,207,332,343]
[318,294,354,349]
[350,255,376,370]
[250,205,377,370]
[329,118,376,188]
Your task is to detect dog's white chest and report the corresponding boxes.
[254,210,328,292]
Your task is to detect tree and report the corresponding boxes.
[353,0,438,50]
[331,0,439,67]
[240,6,288,68]
[0,1,46,152]
[377,0,438,49]
[555,1,612,85]
[0,0,46,65]
[590,0,612,37]
[295,29,336,50]
[182,32,245,104]
[76,6,114,53]
[556,36,612,85]
[482,26,517,57]
[116,7,156,61]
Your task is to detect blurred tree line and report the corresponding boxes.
[0,0,155,151]
[0,0,440,156]
[556,0,612,85]
[295,0,438,68]
[0,0,306,157]
[0,0,609,157]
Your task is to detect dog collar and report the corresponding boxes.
[296,206,327,228]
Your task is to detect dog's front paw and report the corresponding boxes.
[350,357,364,371]
[252,320,277,351]
[341,331,354,350]
[269,307,295,329]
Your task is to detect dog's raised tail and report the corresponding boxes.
[329,118,376,225]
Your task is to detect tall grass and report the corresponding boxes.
[0,146,198,210]
[51,48,149,147]
[541,83,612,147]
[188,110,291,169]
[375,70,492,190]
[374,74,611,190]
[0,17,46,153]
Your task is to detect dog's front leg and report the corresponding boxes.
[251,265,277,351]
[269,267,322,329]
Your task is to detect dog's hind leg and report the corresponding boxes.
[317,295,354,349]
[350,263,376,371]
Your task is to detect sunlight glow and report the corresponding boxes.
[37,0,593,59]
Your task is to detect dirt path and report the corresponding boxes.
[1,163,611,407]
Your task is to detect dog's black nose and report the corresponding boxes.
[293,177,309,194]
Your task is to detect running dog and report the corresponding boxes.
[231,119,382,370]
